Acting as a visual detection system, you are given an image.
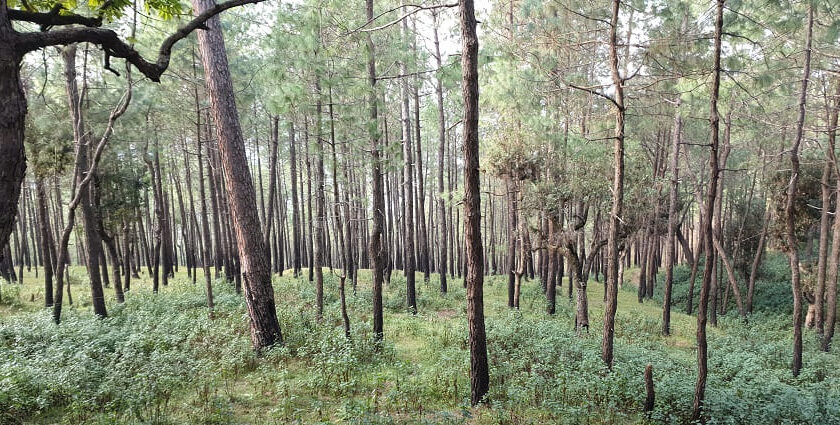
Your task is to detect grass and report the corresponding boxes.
[1,260,838,424]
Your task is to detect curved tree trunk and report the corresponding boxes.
[62,44,107,318]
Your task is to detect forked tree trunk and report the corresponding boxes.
[692,1,723,420]
[192,0,282,351]
[62,44,107,318]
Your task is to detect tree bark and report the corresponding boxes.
[400,7,417,314]
[313,78,325,320]
[460,0,489,405]
[601,0,625,370]
[822,84,840,351]
[365,0,385,342]
[0,3,28,263]
[35,177,55,307]
[782,5,812,376]
[61,44,107,318]
[192,0,282,350]
[692,1,723,420]
[663,98,681,336]
[433,10,448,294]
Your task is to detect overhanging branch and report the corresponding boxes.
[14,0,264,82]
[9,5,103,28]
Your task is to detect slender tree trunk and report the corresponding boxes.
[601,0,625,370]
[313,78,325,320]
[192,0,282,350]
[663,98,681,336]
[505,176,517,307]
[62,45,107,318]
[433,12,448,293]
[822,83,840,351]
[815,99,837,332]
[365,0,385,342]
[195,102,215,312]
[692,1,723,420]
[122,220,132,292]
[782,4,812,377]
[36,178,55,307]
[400,9,417,313]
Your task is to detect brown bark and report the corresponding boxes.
[400,10,417,313]
[663,98,681,336]
[195,90,215,312]
[823,84,840,351]
[313,78,325,320]
[782,4,812,376]
[35,177,55,307]
[192,0,282,350]
[712,236,745,319]
[815,84,840,332]
[0,3,28,266]
[365,0,385,342]
[284,120,299,277]
[505,176,517,307]
[62,44,107,318]
[601,0,625,370]
[460,0,489,405]
[692,1,723,420]
[433,10,448,293]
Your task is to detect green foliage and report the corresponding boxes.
[2,265,838,424]
[651,251,794,316]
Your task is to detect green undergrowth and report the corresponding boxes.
[0,265,838,424]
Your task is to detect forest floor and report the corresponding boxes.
[1,259,838,424]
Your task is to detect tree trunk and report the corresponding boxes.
[601,0,625,370]
[460,0,489,405]
[815,94,837,332]
[663,98,681,336]
[692,1,723,420]
[61,44,107,318]
[433,10,448,294]
[400,9,417,314]
[0,4,28,263]
[35,178,55,307]
[822,84,840,351]
[195,96,215,312]
[313,78,325,320]
[365,0,385,342]
[506,176,517,307]
[782,4,812,377]
[192,0,282,350]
